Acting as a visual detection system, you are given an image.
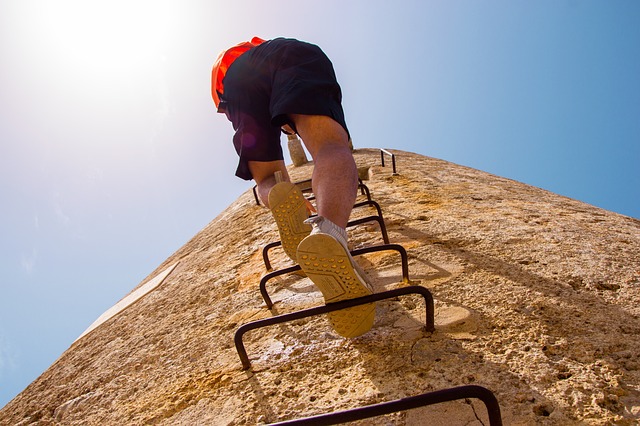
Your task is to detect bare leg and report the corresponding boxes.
[249,159,312,261]
[247,160,291,208]
[289,114,357,229]
[290,115,374,338]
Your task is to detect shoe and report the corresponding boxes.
[296,217,375,338]
[268,182,312,262]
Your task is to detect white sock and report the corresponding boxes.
[304,216,348,249]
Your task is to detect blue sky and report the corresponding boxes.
[1,0,638,408]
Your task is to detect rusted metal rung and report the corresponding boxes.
[353,199,383,218]
[380,149,398,175]
[260,244,410,309]
[291,178,367,194]
[262,215,388,272]
[300,182,372,204]
[259,263,301,308]
[358,181,372,201]
[262,198,388,271]
[303,179,371,201]
[235,285,435,370]
[262,241,283,271]
[293,178,369,199]
[347,215,389,245]
[252,180,371,206]
[269,385,502,426]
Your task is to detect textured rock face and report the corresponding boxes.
[1,149,639,425]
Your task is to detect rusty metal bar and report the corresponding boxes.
[252,181,371,207]
[347,215,389,245]
[261,197,384,270]
[351,244,408,282]
[262,241,282,271]
[305,182,371,203]
[260,244,409,309]
[294,178,313,193]
[262,199,388,272]
[380,149,398,175]
[235,285,435,370]
[358,182,372,201]
[252,185,261,205]
[353,199,383,218]
[269,385,502,426]
[262,215,388,272]
[259,264,302,308]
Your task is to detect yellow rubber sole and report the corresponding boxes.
[268,182,311,261]
[297,233,375,338]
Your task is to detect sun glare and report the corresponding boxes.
[19,0,186,116]
[14,1,189,153]
[0,0,203,183]
[36,1,169,74]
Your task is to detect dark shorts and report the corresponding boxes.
[222,38,349,180]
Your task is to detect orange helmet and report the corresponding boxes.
[211,36,266,112]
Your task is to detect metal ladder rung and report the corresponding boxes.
[262,199,389,271]
[252,180,371,206]
[268,385,502,426]
[260,244,410,309]
[234,285,435,370]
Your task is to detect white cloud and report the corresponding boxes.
[50,190,71,227]
[20,249,37,275]
[53,202,70,227]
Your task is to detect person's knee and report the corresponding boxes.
[290,114,349,158]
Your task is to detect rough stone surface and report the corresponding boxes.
[1,148,639,425]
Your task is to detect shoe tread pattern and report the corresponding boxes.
[268,182,311,261]
[297,233,375,338]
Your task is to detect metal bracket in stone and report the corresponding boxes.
[260,244,410,309]
[234,285,435,370]
[380,148,399,175]
[268,385,503,426]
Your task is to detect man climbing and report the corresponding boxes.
[211,37,375,338]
